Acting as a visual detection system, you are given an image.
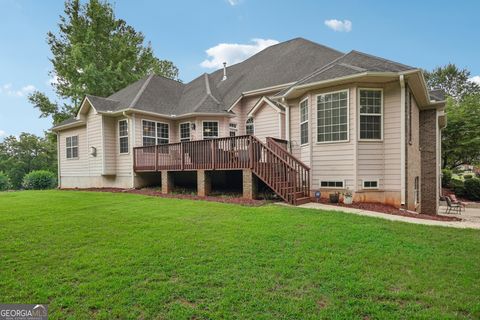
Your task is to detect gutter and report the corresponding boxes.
[400,75,406,206]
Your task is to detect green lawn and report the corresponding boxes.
[0,191,479,319]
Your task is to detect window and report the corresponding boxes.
[300,99,309,145]
[414,176,420,205]
[66,136,78,159]
[359,89,382,140]
[363,180,379,189]
[317,90,348,143]
[229,123,237,137]
[118,120,129,153]
[320,180,344,188]
[246,117,254,135]
[142,120,169,146]
[203,121,218,139]
[180,122,191,142]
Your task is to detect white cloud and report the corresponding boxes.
[226,0,241,6]
[469,75,480,85]
[0,83,36,97]
[324,19,352,32]
[0,130,5,137]
[201,38,279,69]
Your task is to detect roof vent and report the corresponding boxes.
[222,62,227,81]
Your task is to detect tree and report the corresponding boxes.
[425,63,480,169]
[29,0,179,125]
[441,95,480,169]
[424,63,480,101]
[0,133,57,189]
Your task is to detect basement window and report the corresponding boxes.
[363,180,379,189]
[320,180,344,188]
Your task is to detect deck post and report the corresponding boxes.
[197,170,211,197]
[161,170,173,194]
[248,136,253,169]
[242,169,257,200]
[155,145,158,171]
[181,143,184,171]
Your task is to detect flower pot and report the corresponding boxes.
[343,195,353,205]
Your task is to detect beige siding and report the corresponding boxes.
[86,109,103,176]
[102,116,116,174]
[58,126,88,178]
[383,83,402,191]
[308,85,356,190]
[253,104,281,142]
[288,97,310,165]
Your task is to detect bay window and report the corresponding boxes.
[202,121,218,139]
[317,90,348,143]
[142,120,169,146]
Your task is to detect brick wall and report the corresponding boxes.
[419,110,438,215]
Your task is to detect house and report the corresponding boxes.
[52,38,446,214]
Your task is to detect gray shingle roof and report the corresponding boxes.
[52,117,83,129]
[73,37,419,119]
[429,89,446,102]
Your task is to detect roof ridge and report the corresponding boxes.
[337,62,367,72]
[129,74,154,109]
[204,73,211,95]
[350,50,415,70]
[151,73,184,85]
[86,94,119,102]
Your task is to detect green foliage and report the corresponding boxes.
[0,133,57,189]
[464,174,473,180]
[22,170,57,190]
[464,178,480,201]
[441,169,452,187]
[29,0,179,125]
[441,94,480,169]
[424,63,480,101]
[449,179,465,197]
[0,172,11,191]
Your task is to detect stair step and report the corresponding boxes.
[295,197,311,205]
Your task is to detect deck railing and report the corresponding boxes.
[133,135,310,204]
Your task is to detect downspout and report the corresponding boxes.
[282,97,291,151]
[399,75,406,206]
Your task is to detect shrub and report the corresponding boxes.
[0,172,11,191]
[22,170,57,190]
[464,178,480,201]
[442,169,452,187]
[464,174,473,180]
[449,179,465,197]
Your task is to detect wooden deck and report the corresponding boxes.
[133,135,310,205]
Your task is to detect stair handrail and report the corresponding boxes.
[265,137,310,171]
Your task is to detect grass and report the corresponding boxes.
[0,190,479,319]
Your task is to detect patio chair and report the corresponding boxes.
[448,194,466,212]
[444,196,462,215]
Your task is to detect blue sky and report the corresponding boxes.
[0,0,479,138]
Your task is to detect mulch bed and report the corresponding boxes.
[63,187,268,206]
[312,198,462,222]
[62,188,462,221]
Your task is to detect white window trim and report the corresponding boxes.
[179,121,191,142]
[66,135,79,160]
[362,179,380,190]
[118,119,129,154]
[201,120,219,139]
[358,88,384,142]
[319,180,345,189]
[315,89,350,144]
[299,97,309,146]
[245,117,255,135]
[141,119,170,146]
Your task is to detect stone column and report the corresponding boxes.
[197,170,211,197]
[420,110,438,215]
[161,171,173,194]
[243,169,257,199]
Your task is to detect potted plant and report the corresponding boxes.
[343,188,353,205]
[329,192,339,204]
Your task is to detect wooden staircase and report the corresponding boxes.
[250,136,310,205]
